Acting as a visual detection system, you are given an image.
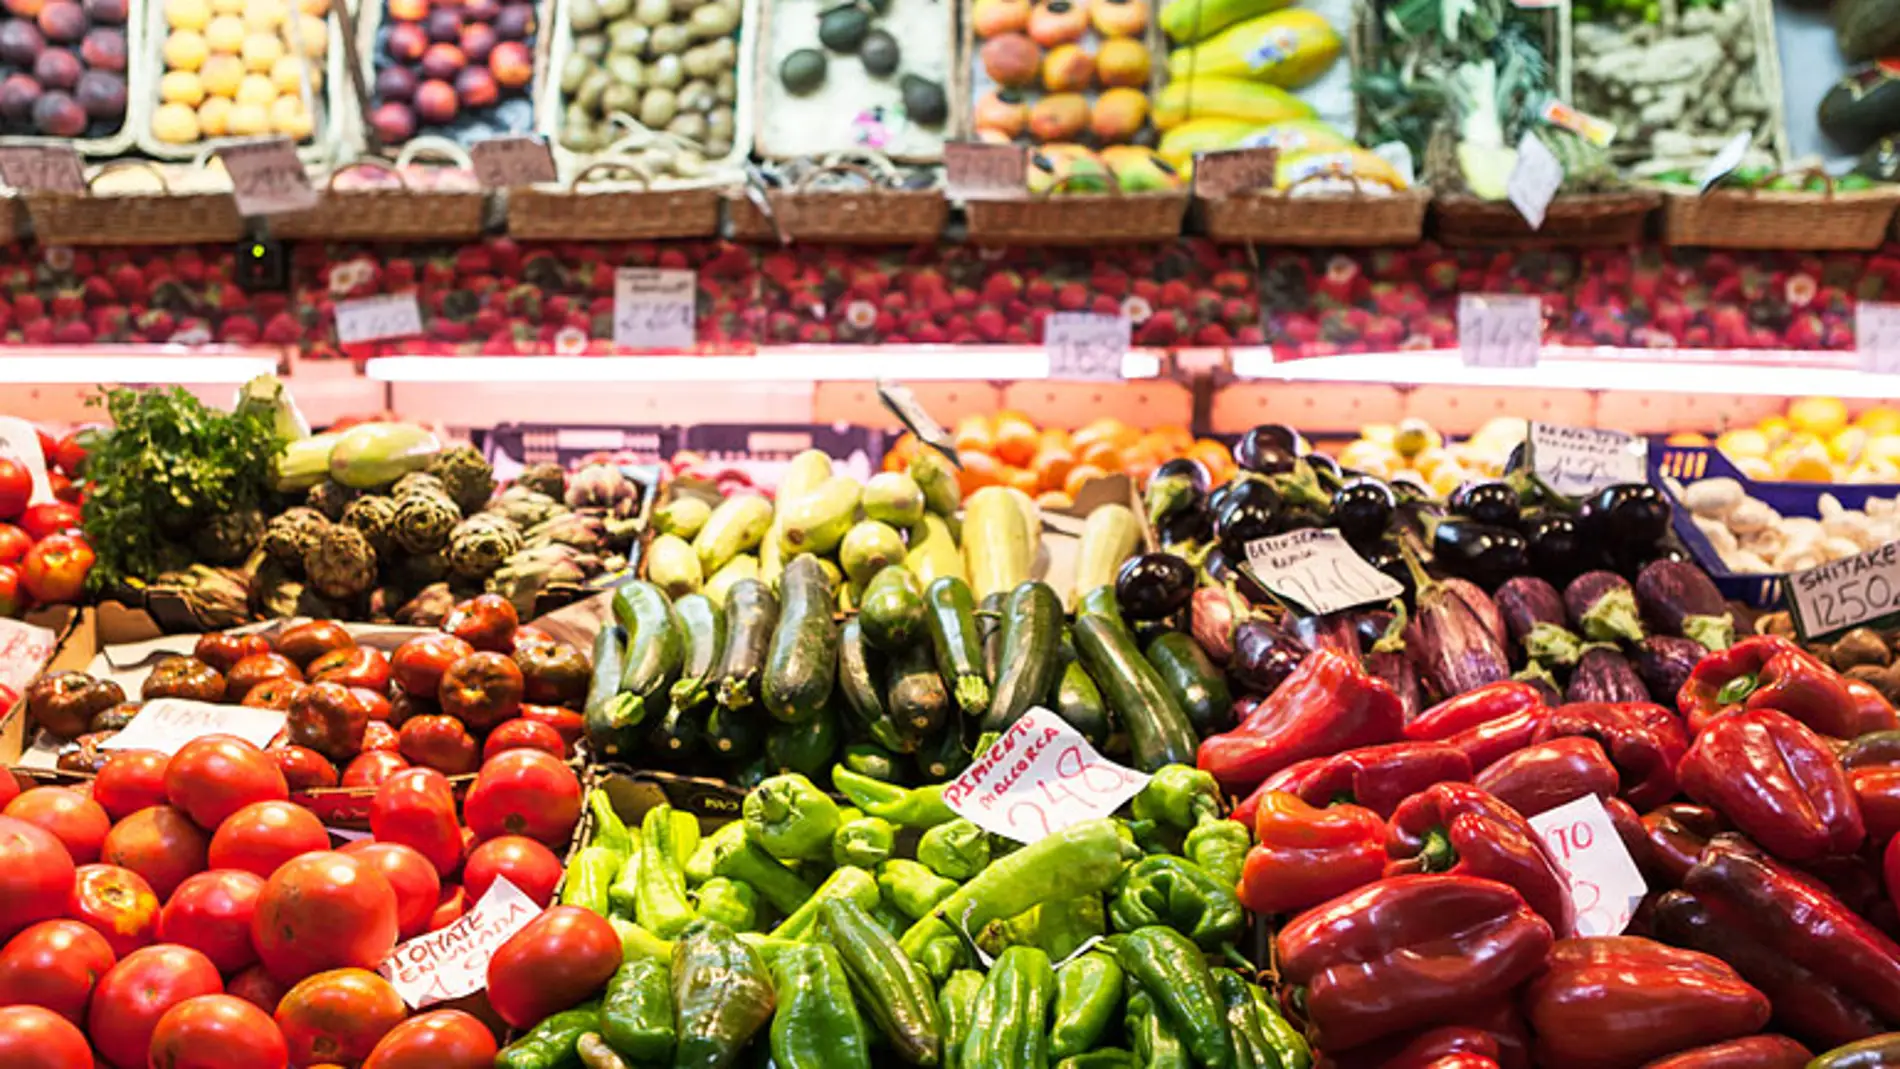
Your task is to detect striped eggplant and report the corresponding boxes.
[1442,577,1509,651]
[1633,635,1706,703]
[1564,570,1647,645]
[1564,646,1650,704]
[1634,559,1736,652]
[1404,552,1511,703]
[1495,576,1590,668]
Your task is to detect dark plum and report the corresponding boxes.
[36,0,85,43]
[0,21,43,67]
[375,64,417,102]
[77,25,121,69]
[31,89,85,135]
[0,73,38,120]
[33,46,79,89]
[73,67,121,118]
[493,3,536,39]
[425,7,463,42]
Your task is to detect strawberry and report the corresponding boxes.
[950,286,979,312]
[172,249,206,284]
[1089,271,1128,299]
[1194,323,1233,346]
[1135,309,1181,346]
[1090,294,1122,318]
[761,252,799,287]
[1025,277,1056,305]
[108,262,144,302]
[383,260,415,290]
[796,322,834,343]
[454,246,493,276]
[766,310,800,342]
[848,269,889,300]
[421,257,456,288]
[217,315,258,344]
[982,270,1023,305]
[1212,269,1251,296]
[1055,282,1089,311]
[51,319,93,344]
[89,306,128,339]
[657,247,691,270]
[972,307,1006,342]
[428,318,472,343]
[1784,312,1825,349]
[19,318,51,344]
[1682,326,1712,347]
[12,293,41,321]
[262,313,303,345]
[1003,323,1032,345]
[49,290,84,319]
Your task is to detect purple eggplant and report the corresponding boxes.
[1116,552,1197,621]
[1514,661,1564,705]
[1634,558,1736,652]
[1191,585,1241,664]
[1564,646,1651,704]
[1361,609,1422,723]
[1291,610,1363,662]
[1231,616,1308,695]
[1633,635,1705,704]
[1402,549,1511,702]
[1495,575,1590,668]
[1564,570,1647,645]
[1442,577,1509,651]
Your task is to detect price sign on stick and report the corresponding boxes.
[0,144,84,193]
[1243,528,1403,616]
[334,293,424,344]
[1786,540,1900,640]
[470,135,557,189]
[1459,294,1542,368]
[1698,131,1753,193]
[944,142,1027,200]
[1859,302,1900,375]
[613,268,696,349]
[1529,422,1648,498]
[217,137,317,215]
[944,707,1148,844]
[1044,312,1130,381]
[1528,795,1646,936]
[381,877,543,1008]
[877,379,959,467]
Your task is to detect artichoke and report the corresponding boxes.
[394,582,458,627]
[392,492,461,555]
[525,511,608,553]
[429,445,498,515]
[392,471,448,500]
[340,495,399,557]
[492,485,570,530]
[488,543,596,616]
[388,550,451,592]
[150,564,253,629]
[250,560,344,619]
[304,525,378,600]
[261,507,329,571]
[566,463,638,512]
[519,463,567,500]
[306,480,362,521]
[447,514,523,581]
[191,507,265,565]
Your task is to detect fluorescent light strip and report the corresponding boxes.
[0,355,279,384]
[365,348,1165,383]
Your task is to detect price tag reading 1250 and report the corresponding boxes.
[1787,540,1900,640]
[1243,528,1403,616]
[613,267,696,350]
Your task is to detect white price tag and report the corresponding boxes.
[1528,795,1646,937]
[217,137,317,216]
[944,141,1028,201]
[1698,131,1753,194]
[334,293,424,345]
[380,876,543,1009]
[613,268,696,350]
[470,135,557,189]
[1507,133,1564,230]
[0,144,84,194]
[1242,528,1403,616]
[0,416,54,505]
[1529,422,1648,498]
[1859,302,1900,375]
[1044,312,1130,382]
[100,698,287,756]
[1787,540,1900,640]
[877,379,959,466]
[1458,294,1542,368]
[943,707,1148,844]
[0,617,55,708]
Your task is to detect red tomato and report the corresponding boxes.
[0,919,115,1024]
[362,1008,498,1069]
[45,470,74,505]
[251,852,399,984]
[5,786,110,864]
[0,523,28,565]
[159,870,265,975]
[52,432,87,480]
[18,501,81,541]
[194,633,276,676]
[208,801,330,879]
[361,719,400,752]
[428,883,467,931]
[89,944,223,1069]
[0,563,25,616]
[397,715,479,775]
[341,750,409,789]
[486,906,621,1029]
[274,968,407,1068]
[444,594,519,654]
[338,841,439,940]
[437,652,524,733]
[275,622,355,672]
[0,813,76,942]
[309,647,392,693]
[270,746,340,792]
[481,719,567,763]
[150,992,289,1069]
[390,634,474,700]
[0,1004,93,1068]
[0,770,18,811]
[21,534,92,604]
[225,964,288,1016]
[94,751,171,822]
[464,749,581,848]
[225,653,304,704]
[286,682,370,764]
[369,769,463,877]
[243,679,306,711]
[519,705,584,752]
[166,735,290,831]
[0,458,30,521]
[462,836,562,907]
[352,688,392,723]
[100,805,207,901]
[65,863,159,959]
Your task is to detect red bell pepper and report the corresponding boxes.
[1640,804,1728,888]
[1637,1035,1810,1069]
[1678,707,1865,862]
[1678,635,1863,738]
[1524,936,1771,1069]
[1197,648,1404,792]
[1855,765,1900,851]
[1230,756,1329,829]
[1886,834,1900,922]
[1237,790,1386,916]
[1475,736,1618,819]
[1406,681,1547,742]
[1385,781,1576,937]
[1533,701,1687,811]
[1442,707,1549,773]
[1845,679,1900,736]
[1293,741,1474,818]
[1277,874,1554,1051]
[1319,1028,1504,1069]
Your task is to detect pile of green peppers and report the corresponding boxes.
[500,763,1310,1069]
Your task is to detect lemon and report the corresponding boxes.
[243,0,285,30]
[200,53,245,96]
[165,0,211,31]
[241,32,284,73]
[1865,436,1900,469]
[1715,428,1769,460]
[160,70,206,105]
[1788,396,1850,438]
[1861,406,1900,436]
[1774,442,1834,483]
[1428,464,1467,498]
[197,95,233,136]
[1664,431,1710,447]
[1393,417,1440,459]
[152,101,201,143]
[289,14,328,57]
[204,14,244,53]
[210,0,245,12]
[1359,423,1396,446]
[236,72,277,107]
[1756,414,1792,444]
[269,54,308,94]
[163,29,209,71]
[227,101,270,135]
[1830,427,1867,465]
[269,94,311,138]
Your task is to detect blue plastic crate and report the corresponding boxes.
[481,424,680,477]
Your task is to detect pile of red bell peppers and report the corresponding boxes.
[1203,634,1900,1069]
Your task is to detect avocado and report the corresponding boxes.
[781,48,828,95]
[818,4,871,53]
[900,74,946,126]
[860,29,899,77]
[1819,61,1900,154]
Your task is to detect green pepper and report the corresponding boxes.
[769,943,873,1069]
[607,823,645,919]
[694,876,758,932]
[1006,893,1104,961]
[1214,968,1279,1069]
[917,820,990,881]
[1126,988,1190,1069]
[1118,926,1234,1069]
[562,844,620,917]
[1108,856,1244,951]
[685,821,741,884]
[769,865,880,941]
[669,808,702,861]
[843,742,905,783]
[672,920,776,1069]
[832,765,957,828]
[878,859,959,922]
[608,917,672,961]
[600,958,674,1062]
[1057,1053,1140,1069]
[575,1032,633,1069]
[1050,950,1123,1060]
[939,969,983,1069]
[743,772,842,861]
[496,1001,600,1069]
[833,815,897,868]
[637,806,698,938]
[589,788,634,855]
[707,824,816,915]
[1251,986,1312,1069]
[1132,765,1223,830]
[1185,819,1249,891]
[959,945,1055,1069]
[822,897,944,1065]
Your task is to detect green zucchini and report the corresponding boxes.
[670,593,726,713]
[1145,631,1233,737]
[647,704,704,764]
[861,566,927,652]
[886,640,950,741]
[915,727,970,782]
[1053,653,1111,747]
[925,577,990,717]
[705,705,765,763]
[763,556,839,724]
[765,699,841,777]
[612,581,683,719]
[978,591,1006,685]
[1074,614,1198,772]
[583,623,630,751]
[716,579,779,712]
[982,581,1062,733]
[840,618,910,753]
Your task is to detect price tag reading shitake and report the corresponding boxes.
[877,379,959,467]
[613,267,696,350]
[1529,421,1648,498]
[1044,312,1130,382]
[1243,528,1403,616]
[471,135,557,189]
[335,293,424,345]
[0,144,84,194]
[944,141,1027,201]
[1193,147,1278,198]
[1859,302,1900,375]
[1787,540,1900,641]
[217,137,317,216]
[1459,294,1542,368]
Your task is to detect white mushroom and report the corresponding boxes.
[1691,515,1739,555]
[1723,549,1772,574]
[1823,536,1866,561]
[1725,496,1778,535]
[1682,477,1746,520]
[1771,545,1827,572]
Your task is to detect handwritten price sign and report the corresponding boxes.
[380,877,542,1008]
[613,267,696,350]
[877,380,959,468]
[1787,540,1900,640]
[943,707,1148,844]
[1243,528,1403,616]
[0,144,84,193]
[0,617,55,709]
[1529,421,1648,498]
[944,142,1027,201]
[217,137,317,216]
[470,135,557,189]
[1527,795,1646,937]
[101,699,287,756]
[1458,294,1542,368]
[1859,302,1900,375]
[1044,312,1129,382]
[334,293,423,345]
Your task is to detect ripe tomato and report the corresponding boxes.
[369,768,463,877]
[486,906,621,1029]
[0,457,30,520]
[309,646,392,693]
[0,562,25,616]
[362,719,400,752]
[0,522,30,565]
[88,943,223,1069]
[244,679,306,711]
[397,715,479,775]
[464,749,581,848]
[18,501,81,541]
[0,919,115,1024]
[276,622,355,672]
[462,836,562,907]
[209,801,330,879]
[225,964,289,1016]
[352,687,393,723]
[5,786,110,864]
[159,870,266,975]
[519,705,584,752]
[437,652,524,733]
[94,751,171,821]
[193,632,276,675]
[0,813,76,941]
[100,805,208,901]
[0,769,19,810]
[481,719,567,763]
[270,746,340,792]
[338,841,439,940]
[252,852,399,984]
[225,653,304,704]
[287,682,371,764]
[274,968,407,1068]
[166,736,290,832]
[66,863,159,959]
[362,1008,498,1069]
[150,993,289,1069]
[390,634,474,700]
[444,594,519,654]
[52,431,87,480]
[428,883,467,931]
[20,534,92,604]
[0,1005,93,1069]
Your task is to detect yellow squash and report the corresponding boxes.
[1165,9,1341,88]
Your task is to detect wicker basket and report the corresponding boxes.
[0,194,24,244]
[1200,169,1430,245]
[965,175,1189,245]
[268,140,488,241]
[1659,169,1900,251]
[727,161,947,243]
[26,161,244,246]
[507,159,725,240]
[1430,190,1660,248]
